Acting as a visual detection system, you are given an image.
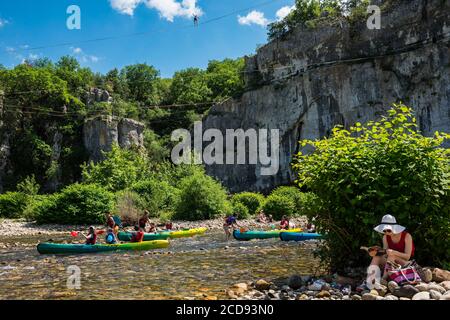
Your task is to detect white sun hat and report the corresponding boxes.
[374,214,405,234]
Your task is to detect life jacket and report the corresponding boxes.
[386,231,415,257]
[105,233,116,244]
[86,233,97,245]
[166,223,173,230]
[131,231,144,243]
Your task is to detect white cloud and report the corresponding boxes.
[109,0,143,16]
[0,18,9,28]
[70,47,100,63]
[238,10,269,27]
[109,0,203,21]
[276,5,295,20]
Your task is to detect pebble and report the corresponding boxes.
[440,281,450,291]
[427,283,445,294]
[393,285,419,298]
[383,295,399,300]
[414,283,429,292]
[429,290,442,300]
[297,294,309,300]
[412,292,430,300]
[351,294,362,300]
[316,290,331,298]
[362,293,378,300]
[233,283,248,291]
[422,269,433,283]
[288,275,303,290]
[388,281,399,293]
[432,268,450,282]
[255,279,271,291]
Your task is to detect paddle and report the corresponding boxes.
[70,230,105,237]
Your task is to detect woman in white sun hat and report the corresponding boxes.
[371,214,415,269]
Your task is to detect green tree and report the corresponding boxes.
[121,63,160,104]
[293,104,450,272]
[206,58,245,99]
[169,68,212,104]
[81,144,150,192]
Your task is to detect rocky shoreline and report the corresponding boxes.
[0,217,308,237]
[227,268,450,301]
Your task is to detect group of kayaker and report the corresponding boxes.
[223,211,307,241]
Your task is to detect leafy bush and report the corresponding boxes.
[231,192,266,216]
[174,172,230,221]
[262,194,296,221]
[131,178,179,216]
[232,202,250,219]
[0,192,28,218]
[270,186,319,217]
[81,144,150,192]
[293,104,450,272]
[34,184,115,224]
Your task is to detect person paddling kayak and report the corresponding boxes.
[81,226,97,245]
[223,213,239,241]
[130,226,144,243]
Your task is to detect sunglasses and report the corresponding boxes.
[383,229,393,234]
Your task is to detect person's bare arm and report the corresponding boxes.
[391,233,412,260]
[382,236,388,250]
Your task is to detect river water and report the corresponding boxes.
[0,231,322,300]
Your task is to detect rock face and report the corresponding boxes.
[83,115,145,162]
[83,88,112,105]
[202,0,450,192]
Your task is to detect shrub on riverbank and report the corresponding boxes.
[34,184,115,224]
[232,202,250,219]
[0,192,28,218]
[231,192,265,216]
[174,171,231,221]
[270,186,315,216]
[131,178,179,216]
[293,104,450,272]
[262,194,295,220]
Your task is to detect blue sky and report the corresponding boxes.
[0,0,295,78]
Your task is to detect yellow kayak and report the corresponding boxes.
[164,227,207,239]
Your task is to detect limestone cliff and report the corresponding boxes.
[83,116,145,162]
[202,0,450,193]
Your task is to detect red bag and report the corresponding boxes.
[387,263,422,285]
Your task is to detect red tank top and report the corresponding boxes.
[386,231,414,257]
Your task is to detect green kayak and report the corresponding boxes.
[117,231,170,241]
[233,228,302,241]
[37,240,169,255]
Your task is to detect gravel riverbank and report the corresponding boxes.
[226,268,450,301]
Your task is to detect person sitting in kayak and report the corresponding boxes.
[280,216,290,230]
[130,226,144,243]
[165,221,174,230]
[148,222,158,233]
[257,210,268,223]
[105,228,118,244]
[82,226,97,245]
[139,211,150,230]
[223,213,239,241]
